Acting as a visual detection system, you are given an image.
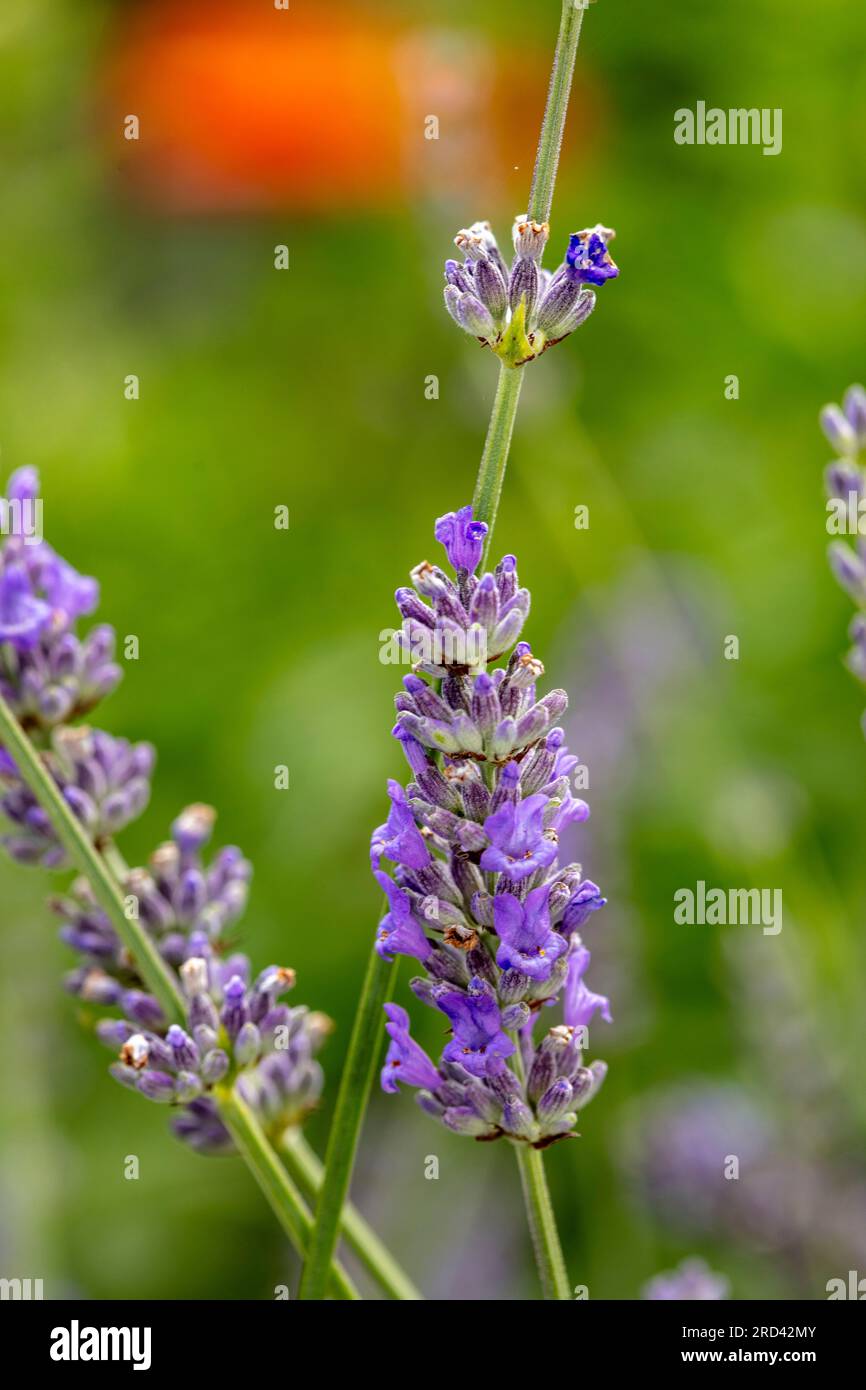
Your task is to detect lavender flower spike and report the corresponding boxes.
[820,382,866,734]
[0,468,121,731]
[443,217,618,367]
[68,810,332,1154]
[375,507,610,1147]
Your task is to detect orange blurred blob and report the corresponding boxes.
[101,0,577,214]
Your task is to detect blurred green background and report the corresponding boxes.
[1,0,866,1300]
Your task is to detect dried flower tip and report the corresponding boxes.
[512,215,550,261]
[180,956,209,997]
[120,1033,150,1069]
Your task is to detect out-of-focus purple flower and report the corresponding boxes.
[642,1258,730,1301]
[0,726,154,869]
[0,469,119,729]
[821,385,866,734]
[0,566,52,648]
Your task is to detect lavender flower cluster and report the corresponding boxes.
[822,383,866,730]
[443,217,618,368]
[373,506,611,1147]
[0,469,329,1154]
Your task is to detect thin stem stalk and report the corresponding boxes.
[514,1144,571,1300]
[297,945,397,1299]
[282,1130,422,1301]
[527,1,588,226]
[215,1087,360,1301]
[473,365,524,568]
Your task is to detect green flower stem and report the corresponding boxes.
[510,1039,570,1299]
[474,0,589,565]
[298,944,398,1300]
[298,0,591,1306]
[215,1087,360,1301]
[527,0,589,226]
[0,694,184,1023]
[473,364,524,568]
[513,1144,572,1300]
[282,1129,422,1301]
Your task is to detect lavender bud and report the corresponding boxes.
[501,1001,531,1030]
[235,1021,262,1068]
[844,383,866,442]
[502,1100,537,1140]
[137,1070,176,1103]
[167,1024,199,1071]
[508,256,539,321]
[537,1078,574,1123]
[180,956,209,998]
[200,1049,230,1084]
[821,403,858,456]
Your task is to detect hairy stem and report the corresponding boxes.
[514,1144,571,1300]
[510,1038,571,1298]
[473,364,524,567]
[282,1129,422,1301]
[527,0,588,226]
[298,945,398,1300]
[0,694,184,1022]
[215,1087,360,1301]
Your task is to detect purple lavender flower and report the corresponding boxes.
[481,792,558,881]
[0,566,52,648]
[55,802,252,996]
[434,506,488,575]
[381,1004,441,1094]
[0,726,153,868]
[564,227,620,287]
[74,821,331,1153]
[493,887,568,982]
[373,871,431,963]
[0,469,120,730]
[563,942,612,1029]
[375,507,610,1146]
[642,1258,730,1301]
[443,217,618,367]
[436,977,515,1077]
